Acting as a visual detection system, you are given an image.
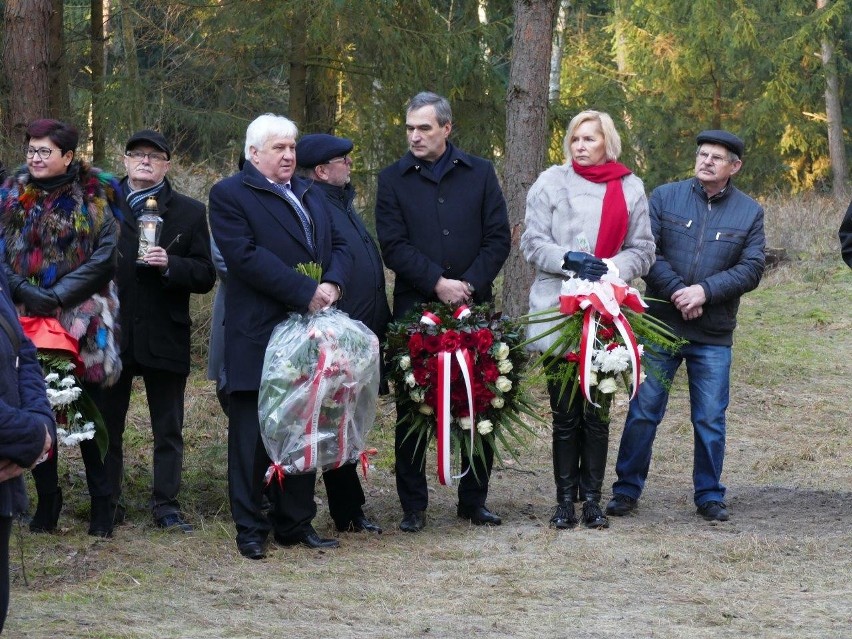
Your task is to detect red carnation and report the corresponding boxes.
[481,361,499,383]
[599,327,616,340]
[460,331,476,349]
[565,352,580,363]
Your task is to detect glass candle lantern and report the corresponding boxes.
[137,197,163,263]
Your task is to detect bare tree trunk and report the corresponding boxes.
[817,0,849,202]
[48,0,70,119]
[501,0,559,318]
[91,0,106,164]
[289,12,307,126]
[3,0,52,142]
[548,0,569,103]
[118,0,143,132]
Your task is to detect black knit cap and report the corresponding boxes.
[125,129,171,160]
[696,130,744,158]
[296,134,353,168]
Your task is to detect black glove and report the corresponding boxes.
[16,281,61,316]
[562,251,608,282]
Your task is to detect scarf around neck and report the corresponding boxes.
[29,161,80,192]
[571,160,632,259]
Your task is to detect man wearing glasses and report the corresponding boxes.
[295,133,390,535]
[92,129,215,532]
[607,130,766,523]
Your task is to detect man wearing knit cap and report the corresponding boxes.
[92,129,215,532]
[607,129,765,523]
[296,132,389,534]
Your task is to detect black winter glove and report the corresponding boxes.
[16,281,61,316]
[562,251,608,282]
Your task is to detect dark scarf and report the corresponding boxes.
[572,160,632,259]
[125,179,166,218]
[29,161,80,192]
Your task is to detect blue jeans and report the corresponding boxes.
[612,342,732,506]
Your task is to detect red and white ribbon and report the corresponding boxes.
[560,279,646,406]
[420,307,477,486]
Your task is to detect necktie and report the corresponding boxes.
[273,182,314,252]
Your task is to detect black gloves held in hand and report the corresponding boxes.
[562,251,608,282]
[16,281,61,316]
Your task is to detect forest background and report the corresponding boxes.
[1,2,851,637]
[1,0,850,315]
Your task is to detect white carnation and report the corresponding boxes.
[598,377,619,394]
[458,417,473,430]
[399,355,411,370]
[405,372,417,387]
[490,396,505,409]
[476,420,494,435]
[497,359,513,374]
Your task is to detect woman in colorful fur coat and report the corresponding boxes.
[0,119,122,537]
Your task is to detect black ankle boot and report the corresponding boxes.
[88,496,114,538]
[29,488,63,533]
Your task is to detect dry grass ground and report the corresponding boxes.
[5,194,851,638]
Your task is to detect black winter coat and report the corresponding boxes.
[114,177,215,374]
[209,163,352,392]
[375,143,510,319]
[314,181,391,340]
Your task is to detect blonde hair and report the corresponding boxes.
[563,110,622,162]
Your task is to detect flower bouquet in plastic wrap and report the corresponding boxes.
[258,308,381,486]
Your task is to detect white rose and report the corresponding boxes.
[399,355,411,370]
[418,404,434,415]
[497,359,513,374]
[495,376,512,393]
[476,420,494,435]
[490,396,505,409]
[598,377,619,394]
[458,417,473,430]
[405,372,417,387]
[493,342,510,361]
[410,388,425,403]
[586,370,598,386]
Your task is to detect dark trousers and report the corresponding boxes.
[32,438,109,497]
[228,391,317,545]
[394,407,494,513]
[547,377,610,503]
[0,517,10,634]
[322,462,366,528]
[92,360,187,519]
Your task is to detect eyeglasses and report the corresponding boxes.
[325,155,350,165]
[125,150,169,162]
[25,147,56,160]
[696,150,732,165]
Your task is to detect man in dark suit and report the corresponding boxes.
[209,114,351,559]
[375,91,511,532]
[296,133,389,534]
[94,130,216,532]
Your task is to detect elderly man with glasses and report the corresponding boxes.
[606,130,766,523]
[90,129,215,533]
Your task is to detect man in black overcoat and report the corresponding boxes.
[209,114,351,559]
[95,130,215,532]
[375,92,511,532]
[296,133,390,534]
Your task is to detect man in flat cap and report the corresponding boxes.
[607,129,765,522]
[295,132,389,534]
[92,129,215,532]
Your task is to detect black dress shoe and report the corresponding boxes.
[155,513,194,533]
[238,541,266,560]
[399,510,425,533]
[275,528,340,549]
[457,504,502,526]
[337,515,382,533]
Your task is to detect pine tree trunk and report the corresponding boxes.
[817,0,849,202]
[91,0,106,164]
[501,0,559,318]
[3,0,52,141]
[48,0,70,119]
[118,0,143,132]
[289,12,308,127]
